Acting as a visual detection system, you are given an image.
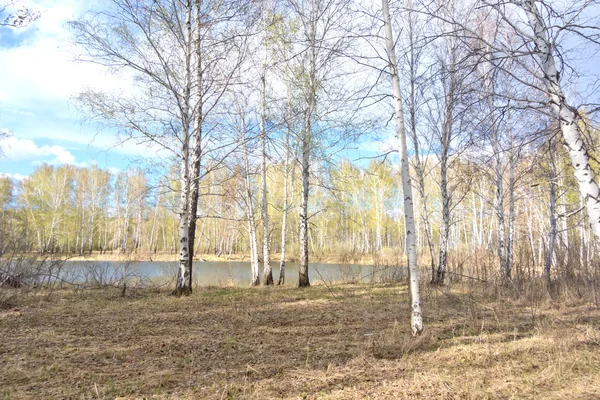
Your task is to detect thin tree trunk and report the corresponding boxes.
[185,0,205,291]
[298,19,316,288]
[544,144,557,281]
[382,0,423,335]
[241,114,260,286]
[437,154,450,284]
[435,67,455,284]
[507,151,516,276]
[149,190,161,256]
[174,1,194,295]
[260,70,273,285]
[558,174,569,267]
[492,128,508,280]
[278,99,291,285]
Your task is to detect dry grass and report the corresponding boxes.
[1,282,599,399]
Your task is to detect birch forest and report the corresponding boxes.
[3,0,600,286]
[2,0,600,397]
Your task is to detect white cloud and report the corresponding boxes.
[0,0,129,106]
[0,172,28,181]
[0,136,76,165]
[360,134,398,154]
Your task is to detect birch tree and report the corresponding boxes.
[278,99,293,285]
[287,0,369,287]
[400,0,437,283]
[382,0,423,336]
[518,0,600,242]
[469,0,600,247]
[71,0,246,294]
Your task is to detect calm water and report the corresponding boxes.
[62,260,408,286]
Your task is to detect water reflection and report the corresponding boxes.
[62,260,408,286]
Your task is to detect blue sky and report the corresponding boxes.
[0,0,164,181]
[0,0,399,182]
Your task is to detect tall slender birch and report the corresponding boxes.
[403,0,436,283]
[175,1,194,295]
[278,99,292,285]
[544,141,557,280]
[71,0,246,294]
[519,0,600,241]
[259,25,273,285]
[382,0,423,336]
[239,110,261,286]
[182,0,205,294]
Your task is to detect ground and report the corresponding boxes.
[1,282,599,399]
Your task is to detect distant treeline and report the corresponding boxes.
[0,144,596,283]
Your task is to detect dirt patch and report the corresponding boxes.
[1,283,599,399]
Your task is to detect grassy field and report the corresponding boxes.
[1,281,599,399]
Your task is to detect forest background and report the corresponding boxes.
[1,0,599,290]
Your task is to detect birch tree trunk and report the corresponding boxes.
[382,0,423,336]
[260,72,273,285]
[149,190,161,255]
[404,3,436,280]
[521,0,600,242]
[507,149,516,276]
[278,100,291,285]
[434,42,457,285]
[183,0,205,293]
[437,155,450,284]
[174,2,194,295]
[121,185,130,253]
[544,143,557,281]
[299,122,311,287]
[241,114,261,286]
[298,17,317,289]
[558,173,569,267]
[492,123,508,280]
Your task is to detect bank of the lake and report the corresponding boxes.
[60,250,406,266]
[60,260,407,287]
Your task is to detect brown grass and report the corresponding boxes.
[1,282,599,399]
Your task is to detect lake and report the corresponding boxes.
[61,260,408,287]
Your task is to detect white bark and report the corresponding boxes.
[544,144,557,280]
[522,0,600,241]
[185,0,205,292]
[404,5,436,276]
[298,4,317,288]
[558,173,569,267]
[260,71,273,285]
[507,149,516,276]
[148,189,161,254]
[382,0,423,336]
[241,114,260,286]
[299,120,311,287]
[175,2,194,295]
[278,100,292,285]
[492,123,508,279]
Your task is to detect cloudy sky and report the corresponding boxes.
[0,0,161,180]
[0,0,401,182]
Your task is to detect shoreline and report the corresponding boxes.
[15,251,405,265]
